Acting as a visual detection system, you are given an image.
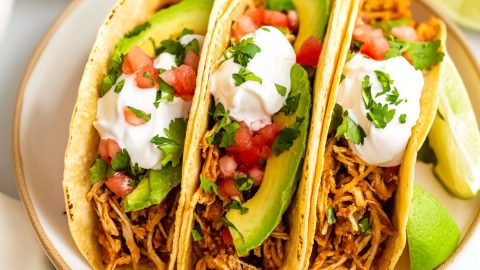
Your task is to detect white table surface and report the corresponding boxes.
[0,0,479,268]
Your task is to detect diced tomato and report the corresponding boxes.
[221,228,233,246]
[263,10,290,29]
[259,145,271,160]
[183,50,200,71]
[160,65,197,100]
[287,10,299,31]
[352,24,376,43]
[248,167,264,186]
[98,138,121,164]
[232,15,259,40]
[296,35,323,66]
[123,106,148,126]
[227,122,253,153]
[258,123,281,145]
[246,8,264,26]
[105,172,134,197]
[135,65,158,89]
[237,143,263,167]
[360,35,390,60]
[122,46,152,75]
[218,178,241,198]
[391,25,418,42]
[219,155,237,179]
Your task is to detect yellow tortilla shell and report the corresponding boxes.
[305,0,447,268]
[62,0,226,269]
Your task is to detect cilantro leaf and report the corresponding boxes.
[329,103,344,134]
[185,39,199,55]
[226,37,261,66]
[366,103,396,129]
[154,77,175,107]
[192,223,203,241]
[275,83,287,96]
[327,206,336,225]
[220,216,244,243]
[150,118,187,167]
[266,0,295,11]
[111,149,130,171]
[261,27,271,32]
[386,88,401,104]
[125,22,151,38]
[126,106,151,122]
[399,113,407,124]
[272,117,303,155]
[224,200,249,214]
[157,39,185,66]
[359,216,372,235]
[101,68,121,97]
[279,93,300,115]
[114,79,125,93]
[142,71,156,87]
[218,122,241,148]
[232,67,262,86]
[386,39,444,70]
[234,174,254,192]
[200,175,219,195]
[179,28,194,37]
[361,75,374,109]
[374,70,393,97]
[336,110,366,145]
[207,103,240,148]
[89,158,107,184]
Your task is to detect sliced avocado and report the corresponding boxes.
[112,0,213,60]
[225,64,311,256]
[124,165,181,212]
[293,0,332,52]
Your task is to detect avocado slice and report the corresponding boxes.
[112,0,213,61]
[124,165,181,212]
[225,64,312,256]
[293,0,332,52]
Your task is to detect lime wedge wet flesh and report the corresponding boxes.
[407,184,460,270]
[427,0,480,31]
[426,54,480,199]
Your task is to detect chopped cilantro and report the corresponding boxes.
[336,109,366,145]
[272,117,303,155]
[150,118,187,167]
[207,103,240,148]
[157,39,185,65]
[114,79,125,93]
[224,200,249,214]
[179,28,194,37]
[220,216,244,243]
[88,158,107,184]
[327,206,336,225]
[275,83,287,96]
[328,103,344,134]
[279,93,300,115]
[225,37,261,66]
[359,217,372,235]
[399,113,407,124]
[192,223,203,241]
[374,70,393,97]
[126,106,151,122]
[266,0,295,11]
[200,175,219,195]
[111,149,130,171]
[101,68,121,97]
[386,88,401,105]
[361,75,374,109]
[155,77,175,107]
[232,67,262,86]
[185,39,199,55]
[234,174,254,192]
[125,22,151,38]
[261,27,271,32]
[142,71,156,87]
[373,18,408,32]
[367,103,396,129]
[385,39,444,70]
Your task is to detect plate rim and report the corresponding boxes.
[10,0,480,269]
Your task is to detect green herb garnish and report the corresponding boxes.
[126,106,151,122]
[200,175,219,195]
[225,37,261,66]
[150,118,187,167]
[327,206,336,225]
[232,67,262,86]
[224,200,249,214]
[385,39,444,70]
[275,83,287,96]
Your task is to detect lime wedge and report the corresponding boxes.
[408,184,460,270]
[427,54,480,199]
[427,0,480,31]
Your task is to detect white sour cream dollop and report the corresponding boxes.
[337,54,424,167]
[94,34,204,170]
[211,26,296,131]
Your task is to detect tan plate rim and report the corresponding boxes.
[11,0,480,269]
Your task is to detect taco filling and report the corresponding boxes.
[188,2,329,268]
[310,1,444,269]
[87,27,204,269]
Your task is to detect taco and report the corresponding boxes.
[61,0,229,269]
[175,0,356,269]
[307,0,446,269]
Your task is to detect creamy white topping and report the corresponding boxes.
[211,26,296,131]
[337,54,424,166]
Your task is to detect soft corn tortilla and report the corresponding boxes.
[305,0,447,268]
[62,0,228,269]
[176,0,353,269]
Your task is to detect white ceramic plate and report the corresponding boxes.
[12,0,480,269]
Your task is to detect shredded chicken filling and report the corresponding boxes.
[191,129,289,270]
[87,183,179,270]
[311,137,398,270]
